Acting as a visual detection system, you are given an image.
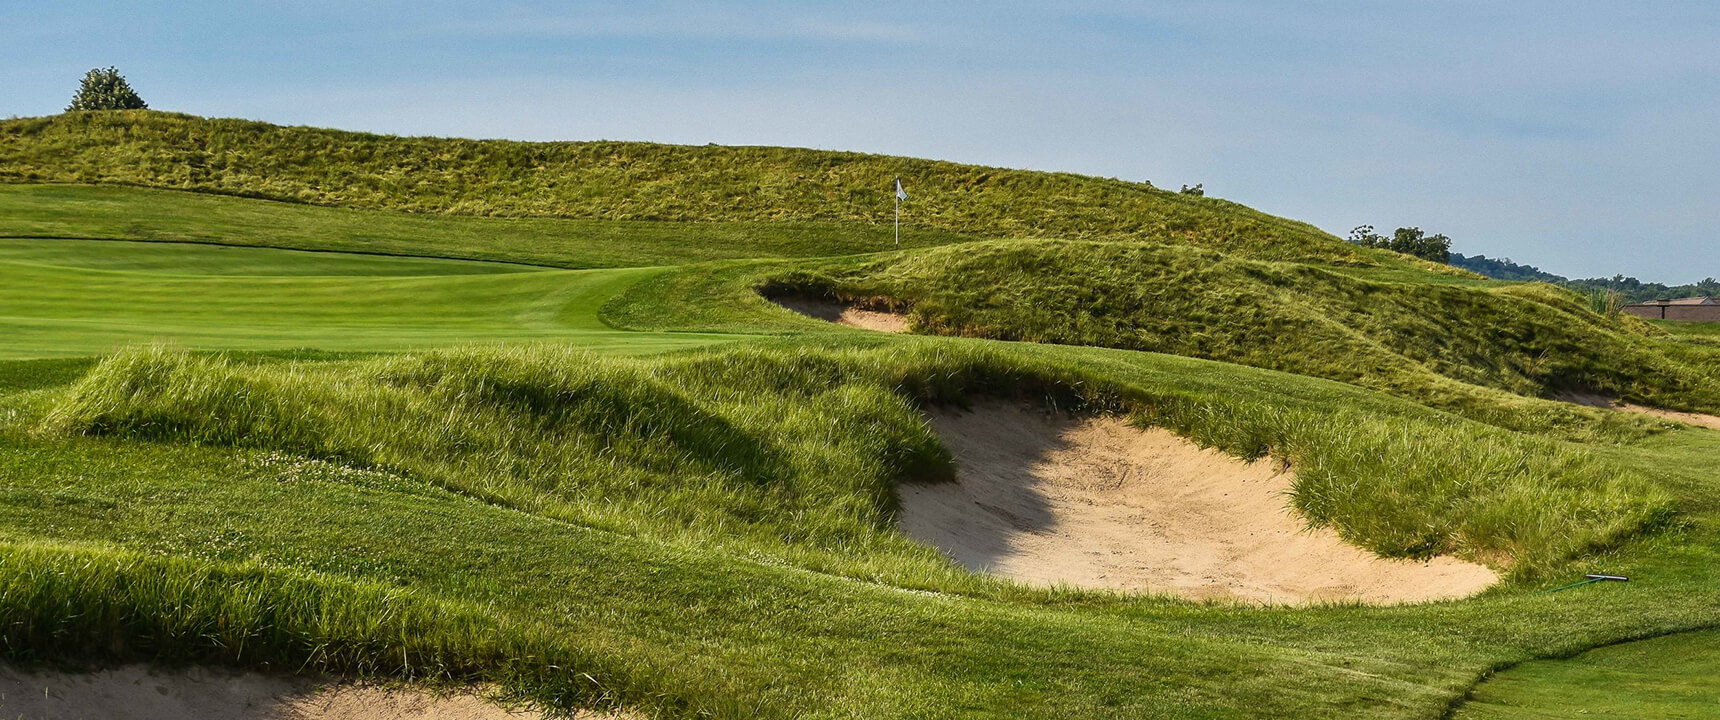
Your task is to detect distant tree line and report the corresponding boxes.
[1450,253,1720,303]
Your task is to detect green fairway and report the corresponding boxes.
[0,238,741,357]
[0,236,538,276]
[1455,629,1720,719]
[0,183,978,268]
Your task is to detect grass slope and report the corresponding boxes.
[34,343,1665,575]
[1,111,1363,263]
[610,239,1720,436]
[1,340,1717,719]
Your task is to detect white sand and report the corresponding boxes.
[0,665,583,720]
[769,296,908,333]
[900,402,1498,604]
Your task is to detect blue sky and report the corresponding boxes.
[4,2,1716,282]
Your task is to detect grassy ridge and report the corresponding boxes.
[1,111,1364,263]
[622,240,1719,435]
[0,542,650,715]
[35,343,1668,575]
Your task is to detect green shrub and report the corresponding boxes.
[65,67,147,111]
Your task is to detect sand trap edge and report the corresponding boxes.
[766,294,909,333]
[898,401,1499,606]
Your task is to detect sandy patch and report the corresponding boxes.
[769,295,908,333]
[1557,391,1720,430]
[1624,404,1720,430]
[0,665,589,720]
[899,402,1497,604]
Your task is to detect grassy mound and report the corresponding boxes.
[0,542,655,715]
[36,344,1668,574]
[715,240,1720,435]
[3,111,1363,263]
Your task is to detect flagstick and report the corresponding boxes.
[894,191,900,249]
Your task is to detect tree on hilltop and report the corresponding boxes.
[1347,224,1451,263]
[67,67,147,111]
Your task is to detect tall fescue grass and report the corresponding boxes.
[1,111,1362,264]
[39,344,1670,579]
[736,240,1720,438]
[1131,398,1669,567]
[0,541,689,718]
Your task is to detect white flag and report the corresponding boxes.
[895,178,908,201]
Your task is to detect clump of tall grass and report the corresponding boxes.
[744,239,1720,437]
[1588,288,1626,320]
[1131,397,1671,569]
[40,343,1671,580]
[0,540,697,718]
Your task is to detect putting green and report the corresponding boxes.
[0,238,742,357]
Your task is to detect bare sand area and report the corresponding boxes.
[899,402,1498,604]
[768,295,908,333]
[1557,391,1720,430]
[0,665,579,720]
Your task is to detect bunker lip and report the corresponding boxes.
[765,292,909,333]
[899,401,1498,605]
[0,664,573,720]
[1555,390,1720,430]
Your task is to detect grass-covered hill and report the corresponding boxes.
[607,240,1720,438]
[0,110,1364,263]
[4,111,1720,719]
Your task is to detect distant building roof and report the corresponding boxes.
[1626,296,1718,307]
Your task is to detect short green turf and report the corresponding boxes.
[0,183,979,268]
[0,238,741,358]
[1454,629,1720,719]
[0,236,537,276]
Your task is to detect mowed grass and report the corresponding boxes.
[0,238,740,358]
[0,236,537,276]
[1454,629,1720,719]
[0,184,978,268]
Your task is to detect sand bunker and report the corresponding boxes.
[1557,391,1720,430]
[769,295,908,333]
[899,402,1497,604]
[0,665,576,720]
